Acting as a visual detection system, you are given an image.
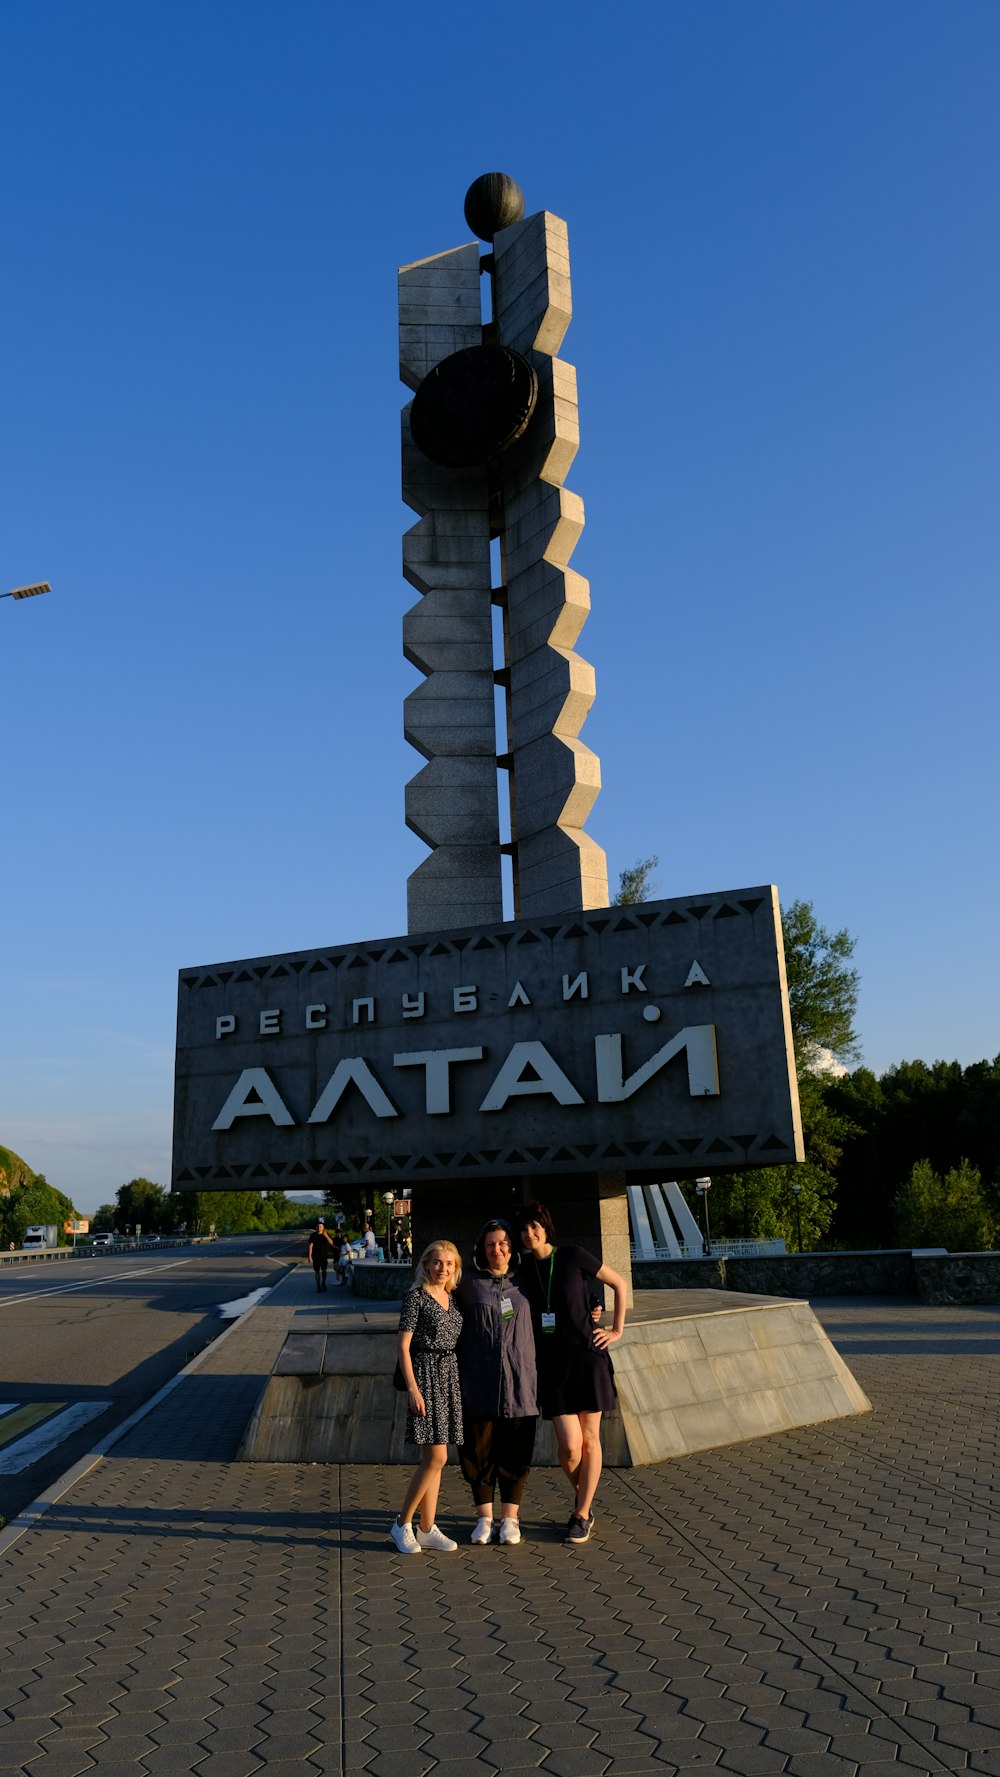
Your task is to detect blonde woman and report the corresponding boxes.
[390,1240,464,1555]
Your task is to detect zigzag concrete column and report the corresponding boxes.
[492,211,609,917]
[399,244,503,933]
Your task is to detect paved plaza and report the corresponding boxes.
[2,1270,999,1776]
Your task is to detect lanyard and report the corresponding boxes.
[541,1250,555,1313]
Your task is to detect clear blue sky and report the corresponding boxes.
[2,1,996,1213]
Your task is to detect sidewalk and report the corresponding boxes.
[2,1266,999,1776]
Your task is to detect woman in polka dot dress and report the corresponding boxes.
[390,1240,464,1555]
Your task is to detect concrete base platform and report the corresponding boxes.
[239,1287,870,1465]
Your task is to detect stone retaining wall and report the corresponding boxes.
[350,1262,415,1300]
[633,1249,1000,1303]
[349,1249,1000,1304]
[914,1252,1000,1304]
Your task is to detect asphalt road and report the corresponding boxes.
[0,1233,301,1525]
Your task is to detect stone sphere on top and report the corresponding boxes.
[464,172,525,242]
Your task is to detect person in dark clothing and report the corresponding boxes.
[455,1218,538,1547]
[308,1218,334,1291]
[513,1200,627,1547]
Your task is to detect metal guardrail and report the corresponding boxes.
[0,1236,215,1266]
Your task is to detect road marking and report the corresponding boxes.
[0,1403,58,1448]
[217,1287,272,1320]
[0,1259,194,1305]
[0,1402,110,1474]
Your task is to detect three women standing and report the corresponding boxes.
[390,1202,628,1553]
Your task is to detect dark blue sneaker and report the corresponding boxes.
[564,1513,593,1545]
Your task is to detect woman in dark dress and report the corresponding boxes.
[456,1218,538,1546]
[390,1240,464,1556]
[513,1201,627,1546]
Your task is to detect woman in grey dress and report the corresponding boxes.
[456,1218,538,1546]
[390,1240,464,1556]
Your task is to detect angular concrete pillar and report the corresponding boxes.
[399,244,503,932]
[493,212,608,917]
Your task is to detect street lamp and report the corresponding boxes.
[382,1190,395,1257]
[791,1182,803,1254]
[2,581,51,601]
[694,1176,712,1256]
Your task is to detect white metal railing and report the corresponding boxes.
[631,1237,787,1261]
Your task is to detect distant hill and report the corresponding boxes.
[0,1146,34,1196]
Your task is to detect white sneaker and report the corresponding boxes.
[415,1524,458,1553]
[390,1519,422,1555]
[471,1517,494,1545]
[498,1518,521,1546]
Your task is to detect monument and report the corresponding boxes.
[174,174,869,1466]
[172,172,802,1279]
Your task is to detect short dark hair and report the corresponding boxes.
[473,1218,516,1271]
[512,1201,557,1242]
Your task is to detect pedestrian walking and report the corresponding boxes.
[329,1229,345,1285]
[513,1201,627,1546]
[307,1218,334,1292]
[455,1218,537,1547]
[390,1240,464,1556]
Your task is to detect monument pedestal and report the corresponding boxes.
[409,1169,632,1305]
[239,1288,870,1466]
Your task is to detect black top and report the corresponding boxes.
[518,1245,602,1351]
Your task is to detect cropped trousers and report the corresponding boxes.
[459,1415,537,1507]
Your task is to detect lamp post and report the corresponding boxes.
[2,581,51,602]
[382,1190,395,1258]
[694,1176,712,1256]
[791,1182,803,1254]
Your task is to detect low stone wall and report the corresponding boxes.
[350,1262,413,1300]
[635,1250,919,1299]
[347,1249,1000,1305]
[914,1253,1000,1304]
[726,1250,917,1298]
[632,1257,725,1292]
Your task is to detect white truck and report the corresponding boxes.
[21,1224,59,1251]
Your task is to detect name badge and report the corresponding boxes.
[500,1296,515,1320]
[541,1311,556,1333]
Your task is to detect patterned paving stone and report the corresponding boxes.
[3,1290,1000,1776]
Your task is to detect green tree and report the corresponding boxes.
[0,1174,79,1247]
[613,855,660,905]
[115,1178,170,1235]
[186,1190,264,1234]
[707,901,860,1250]
[705,1160,835,1252]
[91,1203,118,1233]
[781,898,860,1073]
[893,1157,994,1251]
[828,1054,1000,1246]
[324,1185,376,1233]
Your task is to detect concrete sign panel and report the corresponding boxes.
[171,886,803,1192]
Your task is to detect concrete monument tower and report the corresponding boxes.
[400,172,608,933]
[175,173,869,1472]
